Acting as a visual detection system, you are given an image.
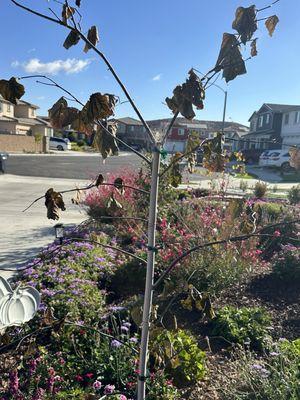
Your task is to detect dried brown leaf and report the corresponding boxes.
[114,177,125,194]
[84,26,99,53]
[165,70,205,120]
[232,5,257,44]
[84,92,117,122]
[215,33,246,83]
[93,123,119,160]
[265,15,279,37]
[49,97,80,129]
[0,77,25,104]
[289,147,300,170]
[45,188,66,220]
[95,173,104,187]
[251,38,258,57]
[62,4,75,25]
[63,30,80,50]
[75,0,81,6]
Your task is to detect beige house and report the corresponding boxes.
[0,95,53,137]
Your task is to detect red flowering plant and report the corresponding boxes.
[84,168,145,223]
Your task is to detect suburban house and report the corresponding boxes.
[113,117,151,149]
[242,103,300,151]
[147,118,249,153]
[0,95,53,137]
[280,105,300,148]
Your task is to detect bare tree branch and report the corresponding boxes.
[11,0,157,145]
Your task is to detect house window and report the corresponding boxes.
[258,116,263,127]
[294,111,300,124]
[265,114,270,124]
[284,113,289,125]
[130,126,134,132]
[7,104,11,113]
[178,128,185,136]
[31,108,35,117]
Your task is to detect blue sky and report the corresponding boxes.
[1,0,299,125]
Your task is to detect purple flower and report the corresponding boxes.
[121,325,129,333]
[104,384,115,394]
[111,340,122,348]
[251,364,262,370]
[129,337,138,343]
[270,351,279,356]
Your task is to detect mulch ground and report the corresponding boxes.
[176,267,300,399]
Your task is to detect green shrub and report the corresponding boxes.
[288,184,300,205]
[109,259,146,298]
[272,245,300,281]
[255,201,283,222]
[253,181,268,198]
[77,139,85,147]
[151,329,206,387]
[224,339,300,400]
[211,306,272,350]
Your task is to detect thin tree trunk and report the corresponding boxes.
[137,150,160,400]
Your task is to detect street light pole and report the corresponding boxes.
[221,90,228,137]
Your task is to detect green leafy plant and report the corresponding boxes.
[288,184,300,205]
[253,181,268,199]
[151,329,206,387]
[211,306,272,350]
[272,245,300,281]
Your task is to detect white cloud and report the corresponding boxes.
[11,58,91,75]
[152,73,162,81]
[27,48,36,54]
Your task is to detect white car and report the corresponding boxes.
[264,149,293,172]
[258,150,274,167]
[49,137,71,151]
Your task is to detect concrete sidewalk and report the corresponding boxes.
[0,174,89,280]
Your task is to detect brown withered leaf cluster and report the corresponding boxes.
[92,123,119,159]
[166,70,205,120]
[45,188,66,220]
[232,5,257,44]
[265,15,279,37]
[215,33,246,83]
[202,132,228,173]
[49,93,117,134]
[61,4,75,25]
[0,77,25,104]
[75,0,81,7]
[168,152,183,188]
[84,26,99,53]
[84,93,117,121]
[289,147,300,170]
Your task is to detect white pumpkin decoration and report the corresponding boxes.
[0,277,40,328]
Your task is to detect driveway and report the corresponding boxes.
[0,174,89,280]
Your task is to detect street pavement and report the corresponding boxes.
[5,151,142,179]
[0,174,88,280]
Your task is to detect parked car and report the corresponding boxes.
[264,149,294,172]
[258,150,276,167]
[0,152,9,173]
[49,137,71,151]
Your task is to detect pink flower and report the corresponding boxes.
[120,395,127,400]
[86,372,94,379]
[93,380,102,389]
[274,230,281,237]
